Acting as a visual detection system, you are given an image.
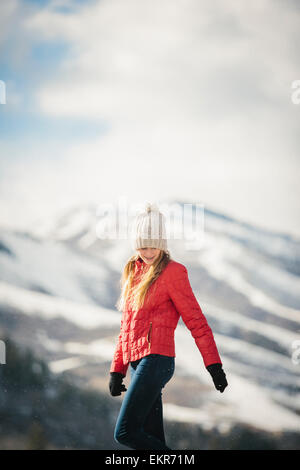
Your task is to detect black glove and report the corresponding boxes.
[109,372,127,396]
[206,363,228,393]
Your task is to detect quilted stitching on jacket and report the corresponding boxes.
[110,258,222,376]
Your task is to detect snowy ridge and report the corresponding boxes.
[0,281,121,329]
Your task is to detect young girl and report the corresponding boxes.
[109,203,228,450]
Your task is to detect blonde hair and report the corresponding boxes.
[116,250,172,313]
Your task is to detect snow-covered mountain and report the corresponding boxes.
[0,201,299,435]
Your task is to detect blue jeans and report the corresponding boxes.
[114,353,175,450]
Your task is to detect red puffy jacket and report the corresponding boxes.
[110,257,222,377]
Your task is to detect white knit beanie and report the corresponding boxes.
[131,202,168,251]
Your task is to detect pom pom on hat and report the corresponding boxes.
[145,202,160,213]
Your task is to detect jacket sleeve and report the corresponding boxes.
[166,263,222,368]
[109,314,129,377]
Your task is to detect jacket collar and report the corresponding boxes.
[135,256,152,274]
[135,256,144,271]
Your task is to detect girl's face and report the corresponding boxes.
[137,248,161,265]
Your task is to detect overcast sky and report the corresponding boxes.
[0,0,299,237]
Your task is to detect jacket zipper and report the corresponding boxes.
[147,322,153,346]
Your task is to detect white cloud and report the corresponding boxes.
[24,0,299,121]
[0,0,299,236]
